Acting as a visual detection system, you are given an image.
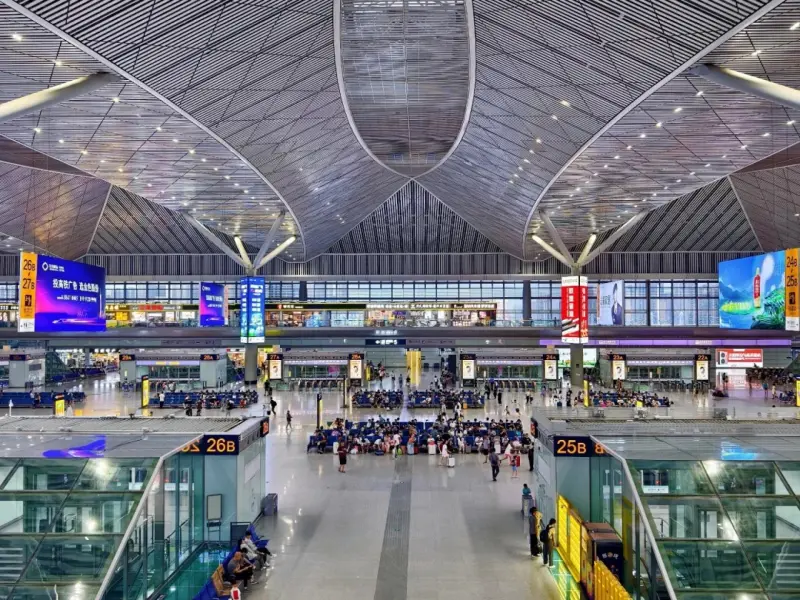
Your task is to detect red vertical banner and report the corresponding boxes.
[561,276,589,343]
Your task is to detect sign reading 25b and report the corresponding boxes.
[553,435,606,457]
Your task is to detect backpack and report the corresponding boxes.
[539,527,549,544]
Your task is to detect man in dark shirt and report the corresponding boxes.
[225,552,254,588]
[489,449,502,481]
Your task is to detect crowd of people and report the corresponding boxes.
[156,388,262,415]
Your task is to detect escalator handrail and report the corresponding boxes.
[94,434,203,600]
[590,435,678,600]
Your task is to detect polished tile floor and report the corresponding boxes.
[6,372,792,599]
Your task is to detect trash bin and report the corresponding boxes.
[262,493,278,516]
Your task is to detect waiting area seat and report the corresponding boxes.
[193,525,269,600]
[1,390,85,408]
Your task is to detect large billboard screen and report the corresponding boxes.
[19,252,105,333]
[561,276,588,343]
[719,251,786,330]
[199,282,228,327]
[239,276,265,343]
[598,280,624,326]
[557,348,598,368]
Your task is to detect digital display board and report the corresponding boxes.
[557,348,598,368]
[348,352,364,383]
[561,276,588,343]
[268,353,283,380]
[598,280,624,326]
[553,436,607,457]
[787,249,799,331]
[180,435,240,455]
[141,376,150,409]
[716,348,763,368]
[719,251,786,330]
[199,282,228,327]
[460,353,477,387]
[694,354,710,381]
[611,354,626,381]
[543,353,559,380]
[19,252,106,333]
[239,276,265,343]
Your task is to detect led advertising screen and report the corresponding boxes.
[716,348,763,368]
[561,276,588,343]
[611,354,627,381]
[543,353,559,380]
[199,282,228,327]
[719,251,786,330]
[19,252,105,333]
[267,353,283,381]
[348,352,364,383]
[694,354,710,381]
[598,280,624,326]
[557,348,598,369]
[787,249,799,331]
[239,276,265,343]
[460,353,477,387]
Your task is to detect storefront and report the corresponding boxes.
[365,302,496,327]
[55,348,119,369]
[0,304,18,328]
[264,303,366,328]
[106,303,199,327]
[475,357,541,381]
[715,347,763,389]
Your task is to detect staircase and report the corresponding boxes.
[770,543,800,588]
[0,546,25,583]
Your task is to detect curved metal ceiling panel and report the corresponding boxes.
[337,0,471,176]
[730,166,800,251]
[10,0,407,258]
[0,5,300,255]
[326,180,503,253]
[417,0,776,258]
[0,161,109,259]
[527,0,797,257]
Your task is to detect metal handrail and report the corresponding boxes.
[94,434,201,600]
[591,435,678,600]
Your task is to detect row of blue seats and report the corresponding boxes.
[2,391,85,408]
[193,524,269,600]
[151,392,257,406]
[310,430,523,452]
[409,391,484,408]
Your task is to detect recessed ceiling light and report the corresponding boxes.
[689,171,695,175]
[642,199,648,203]
[147,183,152,187]
[664,186,669,190]
[513,173,519,178]
[58,139,64,144]
[171,196,175,200]
[189,149,196,154]
[536,138,542,144]
[172,138,179,143]
[792,22,800,30]
[762,132,771,137]
[80,149,87,155]
[788,120,796,126]
[603,164,608,168]
[156,126,162,131]
[117,168,123,173]
[751,49,762,57]
[112,97,120,103]
[560,100,570,107]
[299,167,303,172]
[639,133,646,138]
[674,107,683,113]
[551,115,558,120]
[213,167,218,171]
[593,172,598,176]
[33,127,41,133]
[529,149,534,154]
[243,189,248,193]
[11,34,22,42]
[234,183,239,187]
[696,91,704,97]
[655,122,662,127]
[704,163,710,167]
[54,60,62,66]
[569,194,574,198]
[224,175,230,179]
[517,166,523,171]
[722,154,727,158]
[614,155,620,159]
[508,179,513,184]
[100,159,106,163]
[741,144,748,149]
[796,213,799,217]
[677,179,682,182]
[557,206,561,209]
[626,145,632,150]
[652,192,657,197]
[575,187,581,191]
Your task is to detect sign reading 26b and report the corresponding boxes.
[181,434,240,455]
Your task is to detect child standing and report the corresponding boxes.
[511,449,521,479]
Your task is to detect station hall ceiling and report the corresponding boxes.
[0,0,796,262]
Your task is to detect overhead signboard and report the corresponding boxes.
[694,354,710,381]
[199,282,228,327]
[716,348,763,368]
[239,276,265,343]
[561,276,588,343]
[611,354,627,381]
[598,280,624,326]
[557,348,597,368]
[19,252,106,333]
[719,251,786,330]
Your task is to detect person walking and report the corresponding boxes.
[285,409,293,431]
[338,440,348,473]
[489,448,503,481]
[542,518,556,568]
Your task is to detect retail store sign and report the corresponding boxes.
[716,348,763,367]
[560,276,588,344]
[374,329,398,336]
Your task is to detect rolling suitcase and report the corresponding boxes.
[448,456,455,468]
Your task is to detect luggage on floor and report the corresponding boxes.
[448,456,455,468]
[407,442,415,455]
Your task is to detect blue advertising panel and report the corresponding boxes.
[19,252,105,332]
[719,251,786,330]
[199,282,227,327]
[239,276,265,343]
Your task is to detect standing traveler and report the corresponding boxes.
[489,448,503,481]
[338,441,348,473]
[529,506,542,557]
[542,518,556,567]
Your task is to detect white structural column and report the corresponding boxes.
[579,212,647,267]
[255,236,296,271]
[692,64,800,111]
[184,215,249,268]
[0,72,118,123]
[253,210,286,267]
[233,236,252,269]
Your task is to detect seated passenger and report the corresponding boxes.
[225,552,254,589]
